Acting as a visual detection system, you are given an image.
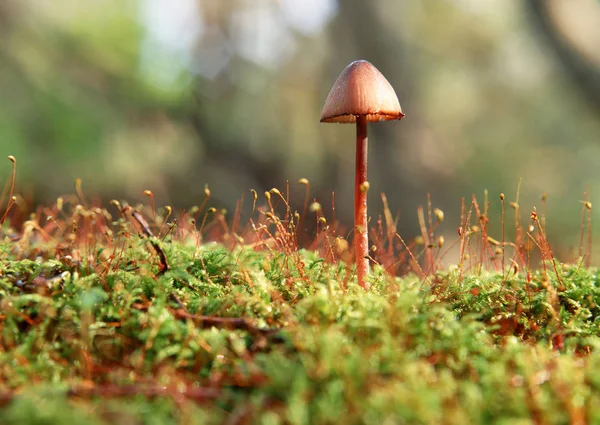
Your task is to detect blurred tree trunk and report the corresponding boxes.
[526,0,600,112]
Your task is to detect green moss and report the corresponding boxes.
[2,235,600,424]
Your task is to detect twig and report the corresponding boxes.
[67,383,221,402]
[122,205,170,275]
[171,309,280,338]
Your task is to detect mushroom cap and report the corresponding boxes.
[320,60,404,123]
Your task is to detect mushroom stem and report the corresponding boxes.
[355,114,369,289]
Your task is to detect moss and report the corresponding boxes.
[1,203,600,424]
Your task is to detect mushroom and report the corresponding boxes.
[320,60,404,289]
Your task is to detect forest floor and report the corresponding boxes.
[0,189,598,425]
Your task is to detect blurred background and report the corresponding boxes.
[1,0,600,257]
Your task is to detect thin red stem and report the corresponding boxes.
[355,115,369,289]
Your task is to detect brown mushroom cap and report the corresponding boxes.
[320,60,404,123]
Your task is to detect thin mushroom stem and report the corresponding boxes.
[355,114,369,289]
